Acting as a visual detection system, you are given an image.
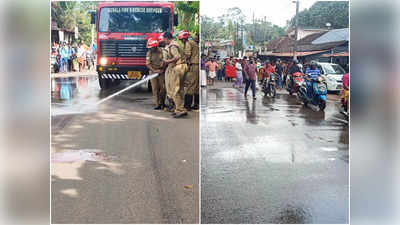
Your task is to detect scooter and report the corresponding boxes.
[297,76,327,111]
[262,72,277,98]
[286,72,303,95]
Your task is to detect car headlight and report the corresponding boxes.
[100,57,107,65]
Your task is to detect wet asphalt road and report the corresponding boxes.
[200,82,349,224]
[51,74,199,223]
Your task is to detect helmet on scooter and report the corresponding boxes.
[146,37,159,48]
[310,60,318,67]
[177,30,190,40]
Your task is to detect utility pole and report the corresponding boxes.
[253,12,255,55]
[241,19,244,57]
[236,21,239,56]
[293,0,299,60]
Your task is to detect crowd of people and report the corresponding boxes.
[146,31,199,118]
[51,41,97,73]
[201,56,299,99]
[202,55,350,110]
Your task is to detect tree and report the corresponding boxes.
[51,1,96,45]
[174,1,200,34]
[289,1,349,29]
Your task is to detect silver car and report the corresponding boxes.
[317,62,346,92]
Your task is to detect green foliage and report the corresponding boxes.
[51,1,96,45]
[201,9,286,53]
[174,1,199,35]
[289,1,349,29]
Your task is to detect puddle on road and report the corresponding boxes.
[271,204,312,224]
[51,149,117,163]
[51,76,93,102]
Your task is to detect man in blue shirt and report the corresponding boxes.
[305,60,321,98]
[59,42,69,73]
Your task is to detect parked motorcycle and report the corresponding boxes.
[262,72,277,98]
[286,72,303,95]
[297,76,327,111]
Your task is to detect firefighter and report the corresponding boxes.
[158,34,175,112]
[162,31,188,118]
[146,37,166,110]
[178,30,199,111]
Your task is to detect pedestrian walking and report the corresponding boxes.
[77,43,86,72]
[234,59,243,88]
[67,43,74,72]
[59,42,69,73]
[217,57,223,81]
[244,59,257,100]
[205,58,218,85]
[163,32,188,118]
[146,37,166,110]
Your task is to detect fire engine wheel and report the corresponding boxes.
[98,75,111,89]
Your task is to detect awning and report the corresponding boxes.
[267,50,326,57]
[321,52,349,57]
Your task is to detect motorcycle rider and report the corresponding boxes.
[275,59,283,89]
[304,60,321,98]
[287,58,302,91]
[146,37,166,110]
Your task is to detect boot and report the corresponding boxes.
[192,94,199,110]
[173,111,188,118]
[154,105,162,110]
[184,94,193,111]
[167,98,175,112]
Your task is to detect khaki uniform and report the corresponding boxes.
[146,47,166,106]
[183,39,199,95]
[165,40,188,113]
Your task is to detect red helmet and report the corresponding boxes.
[177,30,190,40]
[158,34,164,42]
[146,37,159,48]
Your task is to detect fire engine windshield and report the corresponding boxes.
[99,7,171,33]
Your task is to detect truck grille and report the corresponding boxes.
[100,40,147,58]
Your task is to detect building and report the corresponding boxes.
[203,40,234,59]
[51,20,76,44]
[261,28,349,67]
[287,27,328,41]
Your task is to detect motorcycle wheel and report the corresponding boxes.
[272,85,276,98]
[319,100,326,111]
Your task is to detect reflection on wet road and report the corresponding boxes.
[51,75,199,223]
[201,86,349,224]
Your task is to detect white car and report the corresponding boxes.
[316,62,346,92]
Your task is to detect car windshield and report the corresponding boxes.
[99,7,171,33]
[322,64,345,74]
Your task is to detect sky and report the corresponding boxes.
[200,0,323,27]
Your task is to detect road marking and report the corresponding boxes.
[95,73,159,105]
